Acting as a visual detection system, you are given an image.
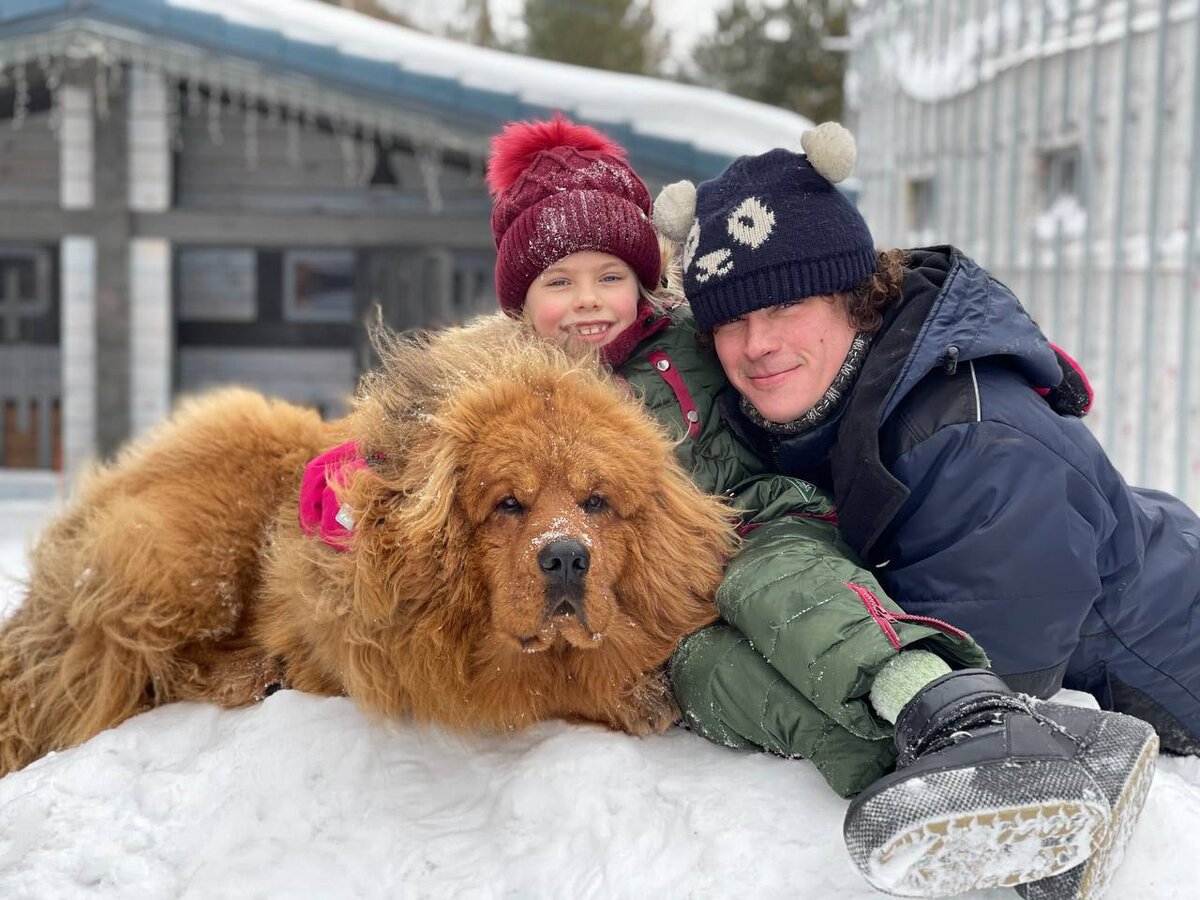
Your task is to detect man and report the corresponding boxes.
[657,123,1195,899]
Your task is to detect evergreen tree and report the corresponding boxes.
[693,0,848,122]
[467,0,499,48]
[314,0,415,29]
[521,0,666,76]
[446,0,505,50]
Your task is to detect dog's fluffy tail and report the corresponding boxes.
[0,575,159,776]
[0,506,188,777]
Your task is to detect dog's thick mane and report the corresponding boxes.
[354,313,616,460]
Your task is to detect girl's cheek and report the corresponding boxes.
[535,309,569,343]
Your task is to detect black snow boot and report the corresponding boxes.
[1015,700,1158,900]
[843,669,1109,897]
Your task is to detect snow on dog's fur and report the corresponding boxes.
[0,316,734,776]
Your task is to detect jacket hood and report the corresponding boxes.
[884,248,1063,422]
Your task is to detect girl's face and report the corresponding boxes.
[523,252,640,350]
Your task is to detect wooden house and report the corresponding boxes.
[0,0,810,478]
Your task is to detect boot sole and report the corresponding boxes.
[1018,729,1159,900]
[847,761,1109,897]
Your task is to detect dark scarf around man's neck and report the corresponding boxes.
[739,331,875,435]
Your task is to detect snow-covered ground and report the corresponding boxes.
[1,491,1198,899]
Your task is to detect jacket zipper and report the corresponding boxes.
[844,581,971,650]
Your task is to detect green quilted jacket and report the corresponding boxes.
[618,308,989,797]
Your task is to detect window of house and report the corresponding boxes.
[451,252,496,318]
[283,249,356,323]
[906,177,937,235]
[1040,145,1083,207]
[177,248,257,322]
[0,247,51,342]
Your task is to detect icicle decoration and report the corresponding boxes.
[167,77,183,152]
[415,138,444,213]
[359,127,378,185]
[206,87,223,145]
[94,56,112,121]
[186,72,203,118]
[12,62,28,130]
[242,92,258,171]
[264,91,282,130]
[286,109,301,168]
[338,126,359,184]
[45,57,64,136]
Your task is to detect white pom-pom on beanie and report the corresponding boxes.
[652,180,697,242]
[800,122,857,185]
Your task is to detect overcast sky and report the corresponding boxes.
[388,0,726,73]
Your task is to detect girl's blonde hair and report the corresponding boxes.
[644,233,686,313]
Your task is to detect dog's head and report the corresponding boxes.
[336,316,734,726]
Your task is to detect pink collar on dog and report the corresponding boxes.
[298,441,368,552]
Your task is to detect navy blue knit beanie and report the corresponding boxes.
[652,123,876,331]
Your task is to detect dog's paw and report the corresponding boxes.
[613,670,681,736]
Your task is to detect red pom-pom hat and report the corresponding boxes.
[487,113,661,314]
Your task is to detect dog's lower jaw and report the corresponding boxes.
[508,614,604,654]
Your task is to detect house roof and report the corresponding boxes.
[0,0,813,182]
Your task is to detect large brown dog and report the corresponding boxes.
[0,316,734,776]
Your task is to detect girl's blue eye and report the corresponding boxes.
[601,273,624,282]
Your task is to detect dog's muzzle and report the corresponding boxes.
[538,539,589,622]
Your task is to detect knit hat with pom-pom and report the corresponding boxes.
[487,114,661,314]
[653,122,877,331]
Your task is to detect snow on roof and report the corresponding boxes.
[166,0,812,161]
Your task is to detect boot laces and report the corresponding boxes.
[901,695,1033,766]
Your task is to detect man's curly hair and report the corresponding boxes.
[844,249,908,333]
[693,248,908,343]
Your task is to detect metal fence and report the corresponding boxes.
[849,0,1200,508]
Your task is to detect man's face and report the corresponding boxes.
[713,295,857,424]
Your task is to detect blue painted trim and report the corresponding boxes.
[0,0,732,180]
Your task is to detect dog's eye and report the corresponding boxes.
[496,496,524,515]
[581,494,608,515]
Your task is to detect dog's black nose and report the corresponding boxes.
[539,541,589,622]
[538,540,589,583]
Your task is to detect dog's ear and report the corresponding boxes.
[344,441,469,618]
[338,440,481,716]
[620,469,734,643]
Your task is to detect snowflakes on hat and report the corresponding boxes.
[523,197,635,274]
[486,113,628,196]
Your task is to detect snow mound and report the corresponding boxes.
[1,496,1197,898]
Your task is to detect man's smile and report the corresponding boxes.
[746,363,802,388]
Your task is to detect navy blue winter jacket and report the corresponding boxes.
[723,247,1200,752]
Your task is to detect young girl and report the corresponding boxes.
[486,115,1128,898]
